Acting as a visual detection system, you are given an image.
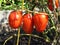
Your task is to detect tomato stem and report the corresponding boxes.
[3,33,50,45]
[3,36,13,45]
[53,0,58,19]
[22,0,24,10]
[16,28,20,45]
[28,34,32,45]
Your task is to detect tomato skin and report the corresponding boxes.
[48,0,59,11]
[55,0,59,8]
[33,13,48,32]
[48,0,54,11]
[9,10,22,29]
[22,13,33,34]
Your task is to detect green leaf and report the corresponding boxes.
[0,0,3,7]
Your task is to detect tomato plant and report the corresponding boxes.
[8,10,22,29]
[22,13,33,34]
[33,12,48,32]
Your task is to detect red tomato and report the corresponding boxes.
[48,0,54,11]
[22,13,33,34]
[8,10,22,29]
[33,12,48,32]
[48,0,59,11]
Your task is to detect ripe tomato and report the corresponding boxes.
[55,0,59,8]
[22,13,33,34]
[33,12,48,32]
[8,10,22,29]
[48,0,59,11]
[48,0,54,11]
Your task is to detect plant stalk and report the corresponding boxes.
[16,28,20,45]
[28,34,32,45]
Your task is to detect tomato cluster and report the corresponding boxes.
[8,0,59,33]
[8,10,48,33]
